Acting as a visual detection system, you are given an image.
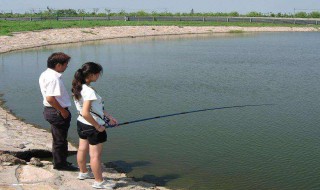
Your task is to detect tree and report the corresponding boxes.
[105,8,111,15]
[119,9,126,16]
[92,8,99,15]
[47,6,53,14]
[151,11,158,16]
[77,9,86,16]
[190,8,194,15]
[56,9,77,16]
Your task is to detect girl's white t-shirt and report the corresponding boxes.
[74,84,105,126]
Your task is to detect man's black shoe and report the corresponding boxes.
[54,164,79,171]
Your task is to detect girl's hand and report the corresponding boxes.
[108,116,119,127]
[96,125,106,132]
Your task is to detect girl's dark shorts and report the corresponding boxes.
[77,120,107,145]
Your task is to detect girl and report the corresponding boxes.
[72,62,118,189]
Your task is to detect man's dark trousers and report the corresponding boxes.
[43,107,72,168]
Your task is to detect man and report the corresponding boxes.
[39,52,77,171]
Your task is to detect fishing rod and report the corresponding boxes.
[108,103,274,127]
[82,103,274,132]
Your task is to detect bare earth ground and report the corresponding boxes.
[0,25,319,190]
[1,25,319,54]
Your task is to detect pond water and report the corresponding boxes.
[0,32,320,190]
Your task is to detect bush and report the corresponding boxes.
[294,12,308,18]
[229,12,240,17]
[246,11,264,17]
[310,11,320,18]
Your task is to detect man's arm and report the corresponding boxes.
[46,96,70,119]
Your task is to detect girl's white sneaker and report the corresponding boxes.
[77,172,94,180]
[92,180,116,189]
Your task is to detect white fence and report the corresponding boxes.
[0,16,319,25]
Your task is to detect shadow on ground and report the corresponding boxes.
[132,174,180,186]
[105,160,151,173]
[105,160,180,187]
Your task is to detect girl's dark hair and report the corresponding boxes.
[72,62,103,100]
[47,52,70,69]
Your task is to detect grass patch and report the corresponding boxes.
[0,20,317,36]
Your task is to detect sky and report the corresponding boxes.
[0,0,320,14]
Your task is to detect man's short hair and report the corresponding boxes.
[47,52,71,69]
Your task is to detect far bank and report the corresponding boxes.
[0,25,319,54]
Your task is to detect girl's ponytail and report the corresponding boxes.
[72,69,85,100]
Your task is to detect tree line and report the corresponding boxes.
[1,8,320,18]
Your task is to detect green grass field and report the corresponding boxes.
[0,20,317,36]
